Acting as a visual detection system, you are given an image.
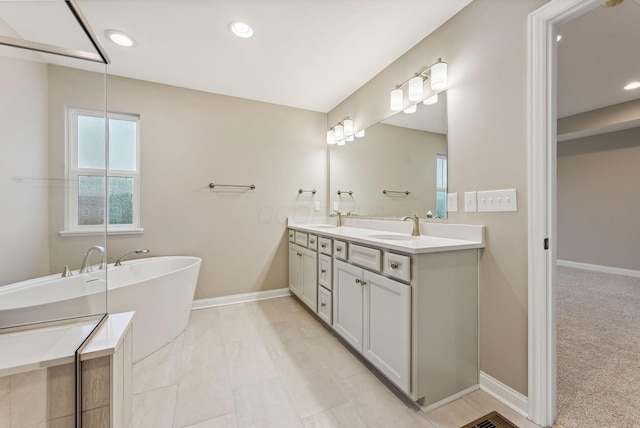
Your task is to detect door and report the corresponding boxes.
[333,260,364,352]
[318,253,332,290]
[300,247,317,311]
[364,270,411,393]
[288,244,302,298]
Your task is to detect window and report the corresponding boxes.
[64,108,141,235]
[436,154,447,219]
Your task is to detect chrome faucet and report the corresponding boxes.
[330,211,343,227]
[401,213,421,236]
[79,246,105,273]
[115,249,150,266]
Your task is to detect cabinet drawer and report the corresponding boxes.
[308,235,318,251]
[318,286,332,325]
[349,244,381,272]
[383,253,411,283]
[334,240,348,260]
[318,253,332,290]
[288,229,295,243]
[295,231,308,247]
[318,237,332,255]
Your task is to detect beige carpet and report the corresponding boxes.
[556,266,640,428]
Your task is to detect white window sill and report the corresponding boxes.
[59,228,144,237]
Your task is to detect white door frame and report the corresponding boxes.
[527,0,601,426]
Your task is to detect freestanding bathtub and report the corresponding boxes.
[0,256,202,362]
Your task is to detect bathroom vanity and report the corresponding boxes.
[288,219,484,411]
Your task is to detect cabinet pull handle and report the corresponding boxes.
[390,263,399,270]
[321,244,326,248]
[336,247,342,252]
[310,239,315,244]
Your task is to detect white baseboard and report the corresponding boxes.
[421,384,480,413]
[479,371,528,418]
[192,288,291,310]
[557,260,640,278]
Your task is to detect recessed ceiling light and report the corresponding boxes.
[556,34,562,42]
[104,29,135,47]
[229,21,254,38]
[624,81,640,90]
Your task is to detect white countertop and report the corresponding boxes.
[288,224,485,254]
[80,311,135,361]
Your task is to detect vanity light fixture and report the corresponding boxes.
[229,21,254,38]
[389,58,447,111]
[423,94,438,105]
[624,81,640,90]
[346,135,355,142]
[327,129,336,145]
[403,104,417,114]
[355,129,365,138]
[334,124,344,140]
[104,29,136,47]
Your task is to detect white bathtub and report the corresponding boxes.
[0,256,202,362]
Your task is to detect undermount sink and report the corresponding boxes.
[368,234,419,241]
[307,224,337,229]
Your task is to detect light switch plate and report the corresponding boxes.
[464,191,477,212]
[314,201,321,211]
[477,189,517,212]
[333,201,339,211]
[447,193,458,212]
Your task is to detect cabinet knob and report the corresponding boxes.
[390,263,399,270]
[310,239,315,244]
[361,281,367,286]
[336,247,342,252]
[355,278,361,284]
[321,244,326,248]
[321,303,326,307]
[321,269,326,274]
[297,253,302,256]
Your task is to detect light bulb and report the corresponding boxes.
[229,21,254,38]
[423,94,438,105]
[334,124,344,140]
[390,88,403,111]
[408,76,424,102]
[403,104,417,114]
[326,130,336,145]
[104,30,135,47]
[430,61,448,91]
[343,119,354,136]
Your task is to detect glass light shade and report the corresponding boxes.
[403,104,417,114]
[390,88,403,111]
[346,135,354,142]
[355,129,365,138]
[326,130,336,145]
[337,139,346,146]
[334,124,344,140]
[423,94,438,105]
[343,119,354,136]
[624,81,640,90]
[408,76,424,102]
[430,61,447,90]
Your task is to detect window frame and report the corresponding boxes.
[435,153,448,218]
[62,107,142,236]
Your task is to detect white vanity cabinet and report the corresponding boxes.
[288,235,317,312]
[333,259,411,393]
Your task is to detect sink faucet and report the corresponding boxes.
[401,213,421,236]
[330,210,343,227]
[115,249,150,266]
[79,246,105,273]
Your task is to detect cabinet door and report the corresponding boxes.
[363,270,411,393]
[333,260,364,352]
[300,247,317,311]
[288,244,302,298]
[318,253,332,290]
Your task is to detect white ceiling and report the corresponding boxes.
[66,0,473,113]
[557,0,640,118]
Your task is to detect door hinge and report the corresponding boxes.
[544,238,549,250]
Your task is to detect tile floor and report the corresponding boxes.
[131,296,541,428]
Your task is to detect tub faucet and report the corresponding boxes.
[115,249,150,266]
[401,213,421,236]
[330,211,343,227]
[79,246,105,273]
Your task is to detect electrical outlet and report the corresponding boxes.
[464,191,477,212]
[447,193,458,212]
[314,201,321,212]
[477,189,517,212]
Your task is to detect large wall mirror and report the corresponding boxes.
[329,92,448,218]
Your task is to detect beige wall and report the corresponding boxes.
[558,127,640,270]
[329,123,446,217]
[0,55,50,286]
[329,0,548,396]
[48,66,327,300]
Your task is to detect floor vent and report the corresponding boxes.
[460,411,519,428]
